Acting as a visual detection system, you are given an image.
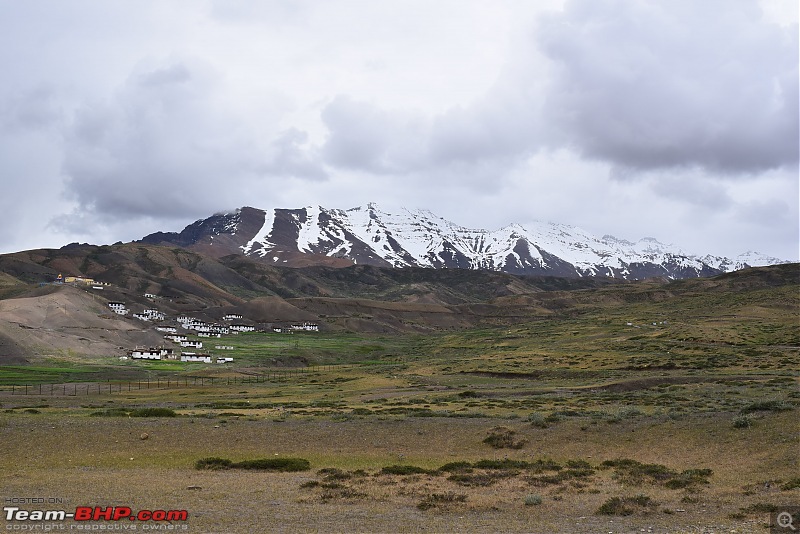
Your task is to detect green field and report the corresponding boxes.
[0,268,797,532]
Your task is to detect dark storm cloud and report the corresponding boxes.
[317,0,797,183]
[536,0,799,174]
[59,59,325,225]
[0,0,796,261]
[319,87,540,182]
[262,128,328,181]
[320,96,428,174]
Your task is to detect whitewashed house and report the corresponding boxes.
[181,354,212,363]
[291,322,319,332]
[223,314,243,321]
[143,309,165,321]
[108,302,128,315]
[230,324,256,333]
[180,340,203,349]
[156,326,178,334]
[198,332,222,338]
[129,348,162,360]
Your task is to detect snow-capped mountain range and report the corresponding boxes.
[139,204,789,279]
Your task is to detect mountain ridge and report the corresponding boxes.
[139,204,789,280]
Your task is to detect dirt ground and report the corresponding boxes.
[1,407,796,533]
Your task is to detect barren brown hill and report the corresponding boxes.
[0,285,165,363]
[0,242,797,360]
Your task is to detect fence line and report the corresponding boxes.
[0,362,388,397]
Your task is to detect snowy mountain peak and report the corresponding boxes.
[139,204,793,280]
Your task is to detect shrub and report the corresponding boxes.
[732,415,753,428]
[565,459,592,469]
[417,492,467,510]
[603,459,675,485]
[195,457,233,470]
[483,427,528,449]
[597,495,655,516]
[232,458,310,471]
[524,494,543,506]
[448,471,515,487]
[380,465,430,475]
[473,459,530,470]
[528,458,563,472]
[597,497,633,516]
[438,461,473,473]
[740,400,794,414]
[317,468,351,481]
[528,412,549,428]
[781,478,800,491]
[130,407,176,417]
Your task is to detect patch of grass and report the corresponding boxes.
[524,494,543,506]
[437,461,473,473]
[597,495,655,515]
[732,415,753,428]
[528,412,549,428]
[194,456,310,471]
[89,408,131,417]
[740,400,794,414]
[195,457,233,470]
[482,426,528,449]
[448,471,514,487]
[601,459,712,489]
[472,459,532,470]
[781,478,800,491]
[417,492,467,511]
[232,458,310,471]
[380,465,431,475]
[130,407,177,417]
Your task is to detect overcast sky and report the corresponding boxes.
[0,0,797,261]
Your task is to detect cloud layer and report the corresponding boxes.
[0,0,797,260]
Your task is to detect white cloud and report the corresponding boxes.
[0,0,796,262]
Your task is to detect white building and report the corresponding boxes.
[181,354,212,363]
[156,326,178,334]
[142,309,166,321]
[129,348,162,360]
[108,302,129,315]
[291,322,319,332]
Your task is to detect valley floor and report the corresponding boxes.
[0,396,796,533]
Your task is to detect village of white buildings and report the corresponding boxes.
[53,273,319,365]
